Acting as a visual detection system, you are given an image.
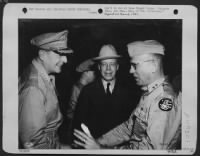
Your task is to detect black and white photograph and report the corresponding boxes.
[2,4,197,154]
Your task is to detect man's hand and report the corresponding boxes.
[73,124,101,149]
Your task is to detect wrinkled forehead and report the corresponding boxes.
[100,58,118,64]
[130,54,154,63]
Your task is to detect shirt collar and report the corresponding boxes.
[32,59,51,83]
[102,79,115,93]
[142,77,165,93]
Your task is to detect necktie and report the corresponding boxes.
[106,83,111,95]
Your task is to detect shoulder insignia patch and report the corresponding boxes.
[158,98,173,111]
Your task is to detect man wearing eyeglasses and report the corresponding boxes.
[72,44,137,148]
[19,30,73,149]
[73,40,181,150]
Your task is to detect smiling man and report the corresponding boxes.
[72,44,136,148]
[19,30,73,149]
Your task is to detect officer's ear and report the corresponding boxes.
[144,60,157,73]
[150,60,158,73]
[38,49,47,61]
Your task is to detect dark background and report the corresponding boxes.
[18,19,182,144]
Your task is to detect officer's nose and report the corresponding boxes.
[129,65,135,74]
[61,56,68,64]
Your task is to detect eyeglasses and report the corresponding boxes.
[130,60,154,70]
[100,62,118,68]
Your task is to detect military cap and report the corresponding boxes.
[30,30,73,54]
[93,44,121,61]
[76,58,95,72]
[127,40,165,58]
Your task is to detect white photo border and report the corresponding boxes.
[2,3,198,154]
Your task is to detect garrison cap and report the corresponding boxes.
[31,30,73,54]
[127,40,165,58]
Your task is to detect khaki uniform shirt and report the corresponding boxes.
[98,78,182,149]
[19,59,63,149]
[67,82,84,119]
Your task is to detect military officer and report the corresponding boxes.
[73,40,182,150]
[19,30,73,149]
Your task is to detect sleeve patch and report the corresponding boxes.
[158,98,173,111]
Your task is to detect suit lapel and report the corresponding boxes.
[96,79,107,96]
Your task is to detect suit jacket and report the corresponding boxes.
[73,78,137,139]
[19,59,62,149]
